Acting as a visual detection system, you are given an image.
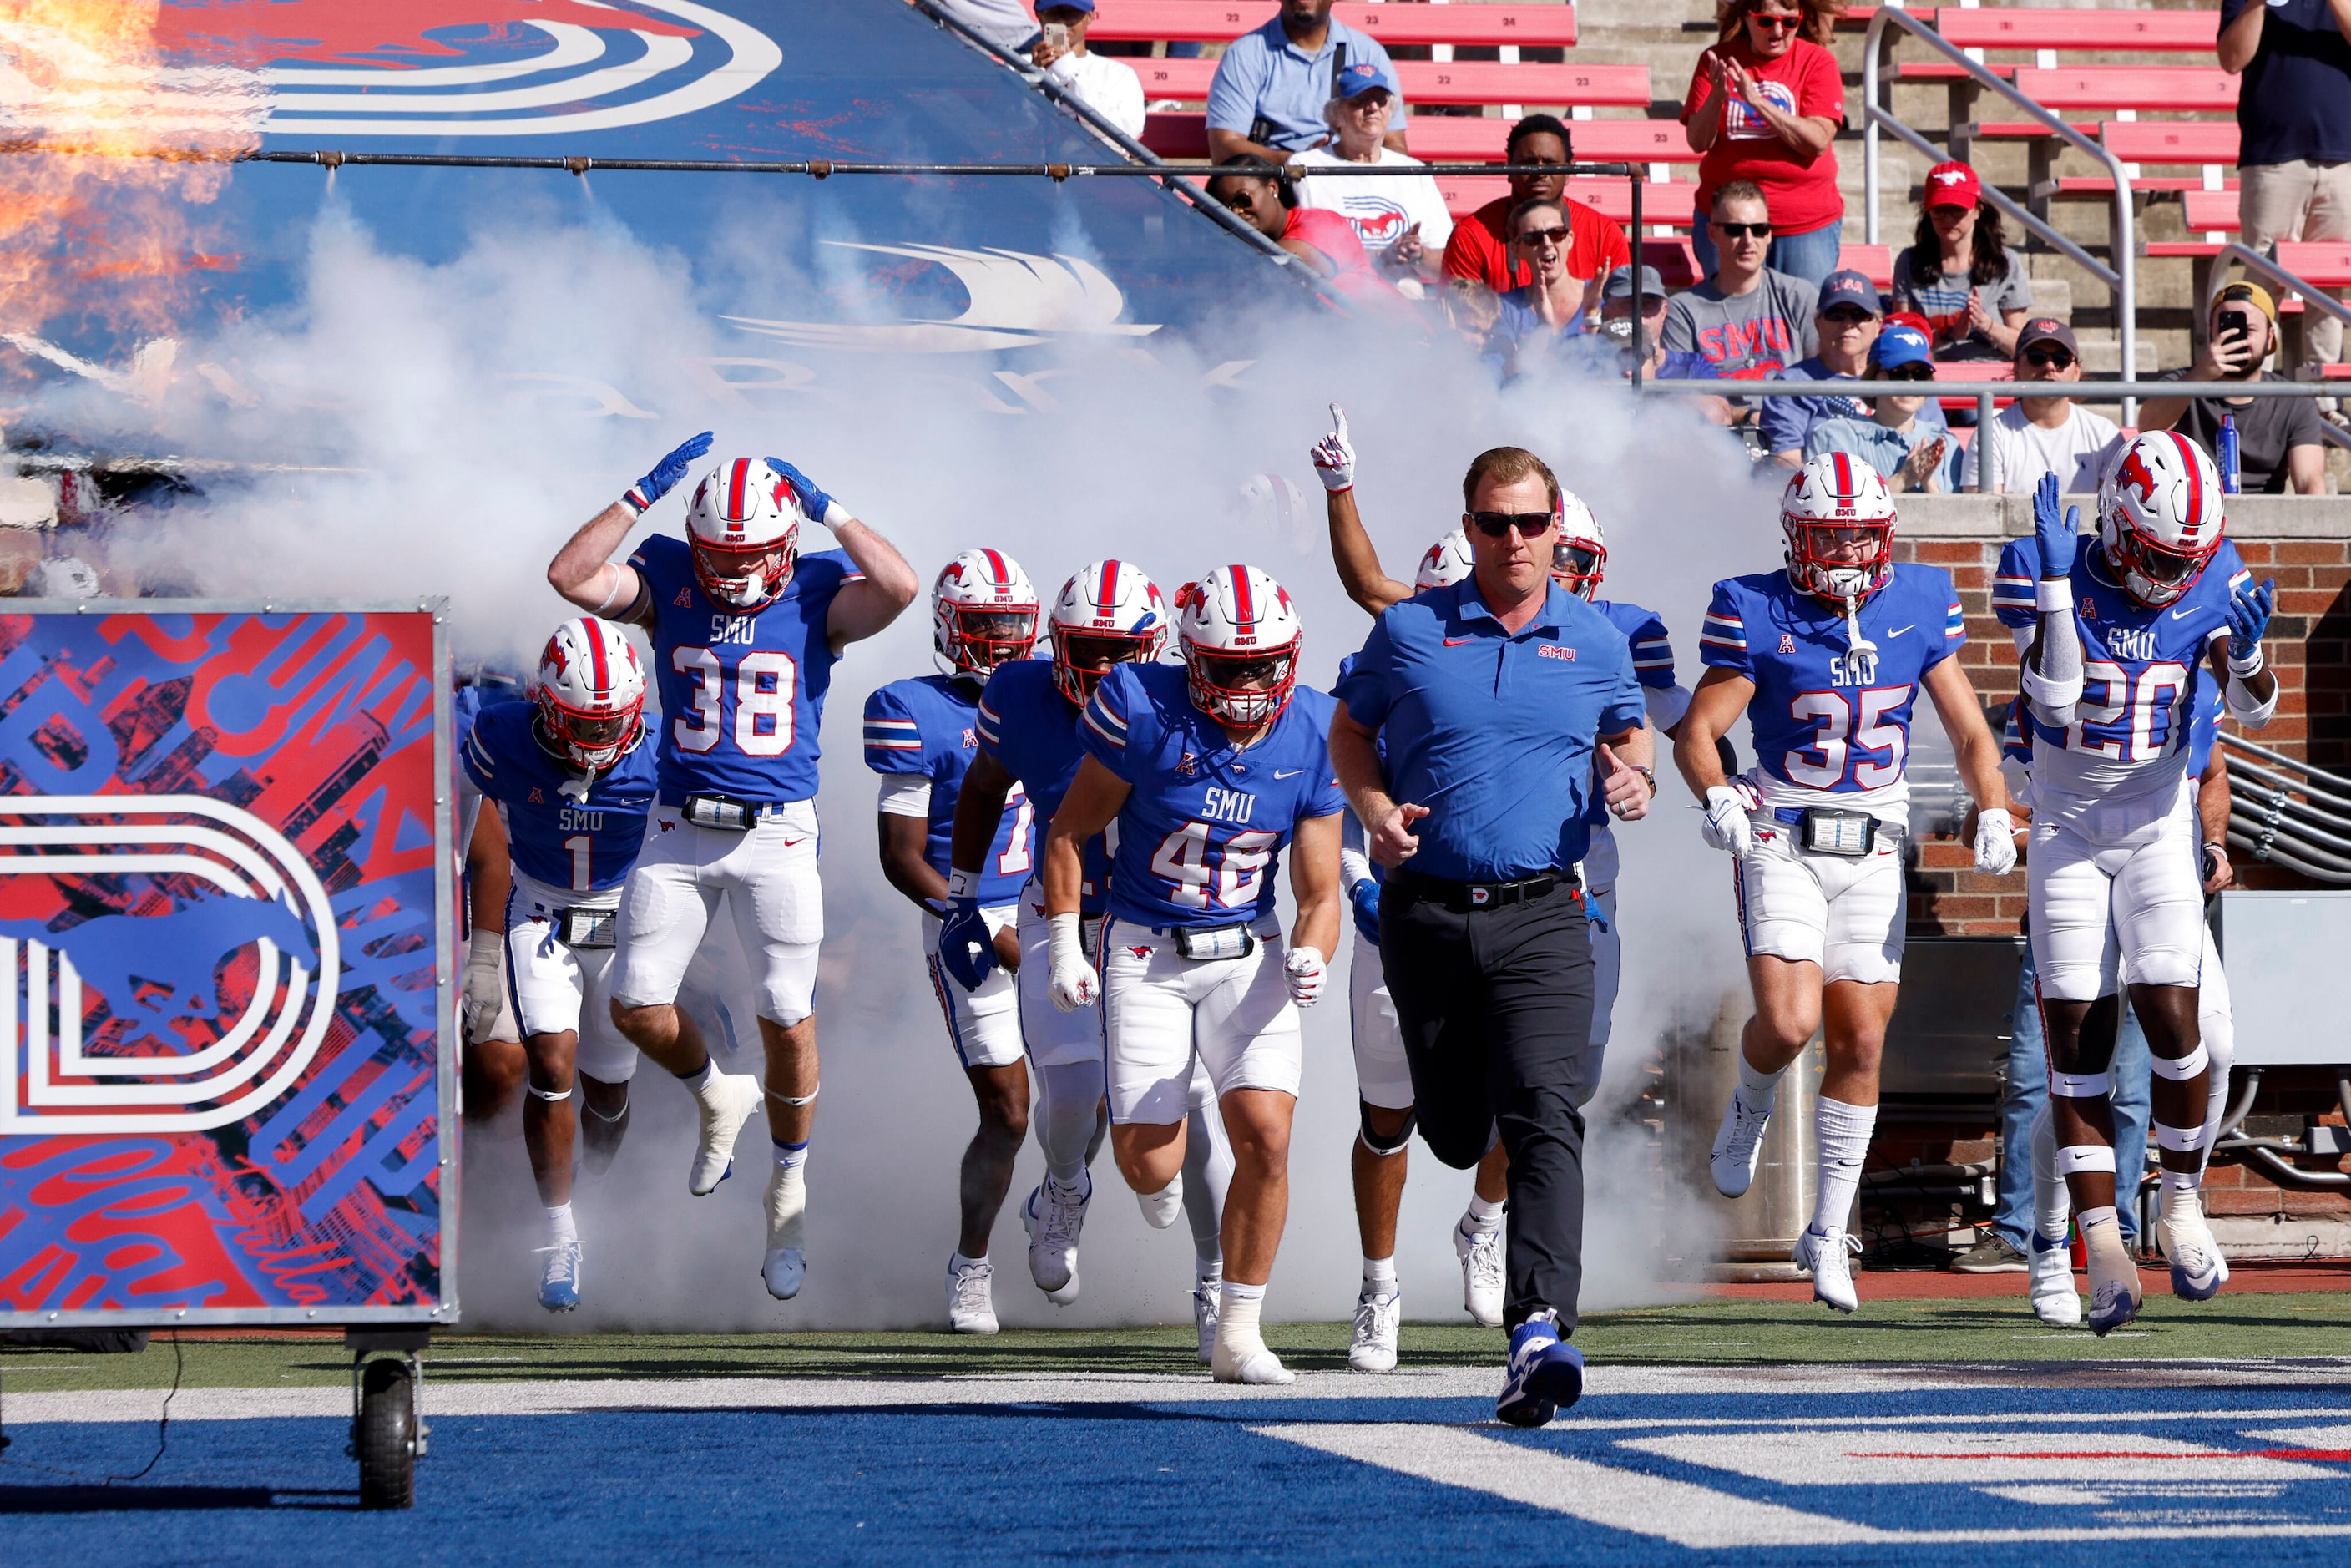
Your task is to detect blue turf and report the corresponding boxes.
[7,1384,2351,1565]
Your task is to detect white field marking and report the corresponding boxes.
[2247,1424,2351,1451]
[1256,1423,2351,1548]
[1614,1429,2343,1485]
[1548,1404,2351,1434]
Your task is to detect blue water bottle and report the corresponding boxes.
[2218,412,2241,494]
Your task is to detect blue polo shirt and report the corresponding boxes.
[1206,17,1408,155]
[1333,579,1646,883]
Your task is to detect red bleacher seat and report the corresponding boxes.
[1643,238,1701,290]
[2182,190,2239,233]
[1083,2,1578,50]
[1841,245,1893,292]
[2277,243,2351,288]
[1898,63,2019,82]
[2009,68,2238,112]
[1432,176,1700,226]
[1117,57,1650,108]
[1838,7,1939,26]
[1934,8,2217,52]
[1143,110,1699,167]
[2099,120,2239,164]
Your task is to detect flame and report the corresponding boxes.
[0,1,265,357]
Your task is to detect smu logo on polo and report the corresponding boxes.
[0,797,340,1136]
[1536,644,1577,661]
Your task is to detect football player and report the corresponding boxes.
[2001,448,2273,1333]
[940,563,1231,1334]
[456,673,528,1121]
[865,550,1044,1335]
[1676,453,2015,1314]
[547,434,918,1302]
[460,618,658,1312]
[1043,565,1345,1385]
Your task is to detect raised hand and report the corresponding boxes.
[1311,402,1357,493]
[2032,472,2080,581]
[623,431,714,514]
[766,457,840,526]
[2228,576,2276,665]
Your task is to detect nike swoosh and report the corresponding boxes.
[1443,636,1478,646]
[1887,625,1914,637]
[2171,608,2200,620]
[1275,769,1305,779]
[781,836,808,847]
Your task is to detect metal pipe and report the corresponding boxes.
[2202,241,2351,343]
[1976,391,1997,493]
[2222,728,2351,784]
[2220,1066,2262,1143]
[2227,753,2351,817]
[1630,168,1646,392]
[216,149,1636,180]
[2243,1145,2351,1189]
[1640,378,2339,398]
[2226,828,2351,883]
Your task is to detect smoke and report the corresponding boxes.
[31,190,1786,1331]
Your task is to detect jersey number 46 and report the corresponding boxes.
[1151,823,1278,911]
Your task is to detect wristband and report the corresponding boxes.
[2035,579,2073,614]
[468,927,503,964]
[2203,841,2228,857]
[1628,764,1656,794]
[1048,910,1082,960]
[947,868,979,901]
[2228,647,2265,679]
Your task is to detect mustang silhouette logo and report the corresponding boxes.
[0,896,320,1050]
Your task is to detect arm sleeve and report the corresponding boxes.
[2020,559,2084,726]
[1204,38,1265,133]
[862,685,928,776]
[877,776,933,818]
[1332,618,1400,730]
[1078,665,1143,781]
[1697,580,1753,676]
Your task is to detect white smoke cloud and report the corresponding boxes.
[31,191,1788,1333]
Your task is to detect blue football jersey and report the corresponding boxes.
[1580,599,1677,828]
[1994,537,2245,810]
[1081,663,1345,930]
[1700,564,1964,817]
[862,673,1034,907]
[975,656,1110,911]
[460,700,658,893]
[629,533,861,807]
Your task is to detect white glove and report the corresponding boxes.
[462,927,504,1041]
[1284,944,1327,1007]
[1310,402,1356,493]
[1974,807,2019,877]
[1701,784,1755,860]
[1048,912,1098,1013]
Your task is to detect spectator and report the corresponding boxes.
[935,0,1041,54]
[1683,0,1847,286]
[1559,266,1736,424]
[2141,281,2332,494]
[1960,320,2123,496]
[1802,323,1960,493]
[1494,198,1596,362]
[2219,0,2351,373]
[1292,63,1451,286]
[1664,181,1819,381]
[1442,276,1506,371]
[1206,157,1401,304]
[1761,267,1949,466]
[1028,1,1145,139]
[1206,0,1408,165]
[1891,161,2032,363]
[1442,114,1631,296]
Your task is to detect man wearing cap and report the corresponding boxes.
[1029,1,1145,139]
[1441,114,1631,297]
[1891,160,2032,363]
[1960,319,2123,495]
[2142,282,2331,494]
[1565,266,1736,424]
[1206,0,1409,165]
[1802,323,1962,493]
[1292,63,1452,283]
[1762,267,1949,467]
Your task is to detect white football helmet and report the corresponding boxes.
[1550,491,1606,599]
[1782,451,1897,606]
[1048,559,1170,706]
[1415,529,1474,589]
[1176,564,1303,728]
[536,615,647,771]
[2097,430,2225,607]
[932,548,1039,679]
[685,457,805,609]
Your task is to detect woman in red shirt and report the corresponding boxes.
[1683,0,1847,286]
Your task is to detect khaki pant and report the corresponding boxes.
[2240,159,2351,364]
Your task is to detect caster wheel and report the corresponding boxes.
[355,1358,417,1510]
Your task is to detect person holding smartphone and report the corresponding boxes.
[1027,0,1145,139]
[2141,281,2331,495]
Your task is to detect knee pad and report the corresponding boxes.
[1358,1100,1416,1156]
[2147,1044,2209,1081]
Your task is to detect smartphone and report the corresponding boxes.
[2216,311,2256,349]
[1043,21,1069,49]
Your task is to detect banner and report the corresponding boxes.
[0,604,453,1327]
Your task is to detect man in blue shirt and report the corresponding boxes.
[1332,446,1655,1427]
[1206,0,1410,164]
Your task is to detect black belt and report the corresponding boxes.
[1389,866,1579,912]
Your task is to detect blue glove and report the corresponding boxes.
[2228,576,2276,662]
[938,900,998,992]
[2031,472,2079,581]
[766,458,837,524]
[1347,877,1381,947]
[623,431,712,513]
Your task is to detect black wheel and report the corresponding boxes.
[356,1358,416,1510]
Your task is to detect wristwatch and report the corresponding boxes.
[1629,764,1656,795]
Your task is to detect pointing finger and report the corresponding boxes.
[1331,402,1349,440]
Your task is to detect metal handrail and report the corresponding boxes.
[1860,7,2136,417]
[2220,731,2351,885]
[2200,240,2351,356]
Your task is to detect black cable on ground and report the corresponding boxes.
[0,1329,181,1485]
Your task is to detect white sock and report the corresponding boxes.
[544,1203,577,1246]
[1812,1095,1876,1237]
[2029,1101,2072,1242]
[773,1139,808,1171]
[1218,1280,1267,1349]
[951,1250,987,1272]
[2078,1203,2120,1239]
[1464,1192,1504,1232]
[681,1060,716,1095]
[2161,1168,2202,1201]
[1737,1051,1783,1107]
[1048,1169,1090,1201]
[1362,1255,1398,1295]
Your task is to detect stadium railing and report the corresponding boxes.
[1082,3,1580,52]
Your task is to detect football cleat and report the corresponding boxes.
[1454,1219,1505,1328]
[2029,1232,2081,1327]
[762,1161,808,1302]
[1496,1314,1585,1429]
[2083,1222,2141,1336]
[1710,1085,1772,1199]
[1348,1288,1401,1373]
[1022,1174,1090,1304]
[537,1240,583,1313]
[762,1247,806,1302]
[1193,1277,1221,1364]
[946,1256,999,1336]
[688,1071,763,1196]
[2157,1201,2225,1302]
[1793,1226,1862,1314]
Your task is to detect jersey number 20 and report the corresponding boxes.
[673,648,797,756]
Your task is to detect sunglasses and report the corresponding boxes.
[2022,347,2075,371]
[1879,362,1936,382]
[1514,225,1570,247]
[1468,510,1555,539]
[1822,307,1873,327]
[1713,220,1772,239]
[1750,13,1801,31]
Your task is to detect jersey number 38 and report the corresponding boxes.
[673,647,796,756]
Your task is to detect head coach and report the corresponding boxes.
[1329,445,1654,1427]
